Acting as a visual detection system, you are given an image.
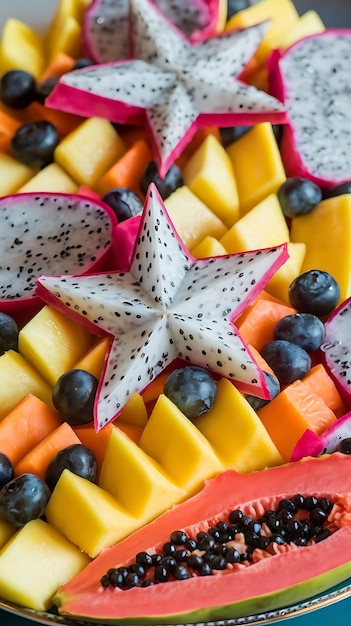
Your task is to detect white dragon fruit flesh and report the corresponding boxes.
[291,410,351,462]
[320,296,351,407]
[0,192,117,327]
[47,0,285,177]
[268,30,351,190]
[83,0,224,64]
[36,184,288,431]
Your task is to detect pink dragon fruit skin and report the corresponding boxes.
[320,296,351,408]
[83,0,224,64]
[0,192,117,327]
[268,29,351,190]
[291,411,351,462]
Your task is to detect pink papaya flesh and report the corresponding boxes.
[54,454,351,624]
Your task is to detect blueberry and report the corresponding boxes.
[0,473,50,526]
[52,368,99,425]
[323,181,351,200]
[0,312,19,356]
[35,75,60,104]
[72,58,94,70]
[260,340,311,387]
[45,444,97,490]
[338,438,351,454]
[101,187,143,222]
[164,366,216,420]
[140,161,183,200]
[226,0,250,19]
[288,270,340,316]
[245,371,280,410]
[274,313,325,352]
[219,125,251,147]
[0,70,36,108]
[277,177,322,218]
[11,120,60,167]
[0,453,13,490]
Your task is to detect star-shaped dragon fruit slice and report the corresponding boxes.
[83,0,225,64]
[47,0,286,177]
[36,185,288,431]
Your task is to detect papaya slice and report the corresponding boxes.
[54,454,351,624]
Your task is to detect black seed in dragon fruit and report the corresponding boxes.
[268,30,351,190]
[320,296,351,408]
[0,193,117,327]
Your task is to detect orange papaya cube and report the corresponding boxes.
[236,296,297,351]
[0,110,21,153]
[39,51,75,81]
[14,422,81,480]
[258,381,337,463]
[74,336,110,380]
[226,123,286,216]
[96,139,153,197]
[302,364,346,417]
[0,394,62,465]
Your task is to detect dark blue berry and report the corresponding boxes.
[245,371,280,410]
[274,313,325,352]
[164,366,216,420]
[323,181,351,199]
[338,438,351,454]
[278,177,322,218]
[0,453,13,490]
[0,70,36,108]
[11,120,59,167]
[72,58,94,70]
[226,0,250,19]
[35,75,60,104]
[260,340,311,386]
[0,473,50,526]
[45,444,97,490]
[141,161,183,200]
[52,368,98,425]
[219,125,251,147]
[0,312,19,356]
[101,187,143,222]
[289,270,340,316]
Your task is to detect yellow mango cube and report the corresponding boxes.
[18,305,94,386]
[0,19,45,78]
[0,520,16,550]
[54,117,126,187]
[46,469,139,558]
[182,134,239,228]
[99,427,185,521]
[74,336,110,380]
[164,186,227,251]
[226,123,286,216]
[277,11,325,51]
[0,518,90,610]
[194,378,283,472]
[139,394,223,494]
[191,236,227,259]
[18,163,79,193]
[0,350,52,420]
[46,0,91,60]
[118,392,148,427]
[266,242,306,304]
[0,153,37,196]
[220,193,290,253]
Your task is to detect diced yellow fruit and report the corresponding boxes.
[220,193,289,253]
[0,19,45,79]
[195,378,283,472]
[0,350,52,420]
[191,236,227,259]
[74,336,110,379]
[139,394,223,494]
[0,520,16,549]
[266,242,306,304]
[164,186,227,251]
[117,392,148,428]
[0,518,90,610]
[226,123,286,216]
[225,0,299,64]
[18,163,79,193]
[290,195,351,303]
[46,0,91,60]
[54,118,126,188]
[18,305,94,386]
[0,153,37,196]
[217,0,229,32]
[182,134,239,228]
[99,427,185,521]
[46,469,139,558]
[278,11,325,51]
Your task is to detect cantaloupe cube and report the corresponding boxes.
[18,163,79,193]
[54,118,127,187]
[46,469,140,557]
[18,305,94,386]
[182,134,239,227]
[0,19,45,78]
[194,378,283,472]
[99,427,185,521]
[164,186,227,251]
[0,518,90,610]
[0,153,37,196]
[226,123,286,215]
[0,351,52,420]
[220,193,290,253]
[191,236,227,259]
[266,241,306,304]
[139,394,223,494]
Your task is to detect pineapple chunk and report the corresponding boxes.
[18,305,94,386]
[18,163,79,193]
[0,518,90,610]
[0,153,37,196]
[0,19,45,78]
[54,117,127,187]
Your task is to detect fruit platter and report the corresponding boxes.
[1,0,351,624]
